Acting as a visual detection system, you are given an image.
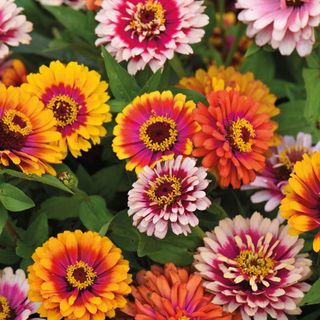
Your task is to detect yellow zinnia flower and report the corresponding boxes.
[22,61,112,158]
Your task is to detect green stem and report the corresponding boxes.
[194,226,206,239]
[225,24,246,66]
[169,55,186,79]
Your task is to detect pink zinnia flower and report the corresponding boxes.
[128,156,211,239]
[95,0,209,74]
[0,267,38,320]
[242,132,320,212]
[236,0,320,56]
[0,0,33,59]
[194,212,312,320]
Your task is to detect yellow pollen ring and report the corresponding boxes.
[229,118,255,152]
[147,175,181,206]
[2,110,32,136]
[279,146,311,170]
[139,115,178,152]
[179,317,190,320]
[66,261,96,290]
[236,249,274,280]
[47,94,79,128]
[0,295,11,320]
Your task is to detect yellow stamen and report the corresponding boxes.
[0,295,11,320]
[147,175,181,206]
[279,146,311,170]
[66,261,96,290]
[229,118,255,152]
[47,94,79,128]
[179,317,190,320]
[2,110,32,136]
[140,115,178,152]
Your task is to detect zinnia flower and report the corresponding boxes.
[113,91,199,172]
[193,90,274,189]
[0,0,32,59]
[86,0,101,10]
[0,84,62,175]
[0,58,27,87]
[28,230,132,320]
[194,212,312,320]
[280,152,320,252]
[235,0,320,56]
[128,156,211,239]
[243,132,320,212]
[22,61,112,158]
[0,267,38,320]
[179,65,279,145]
[95,0,209,74]
[125,263,240,320]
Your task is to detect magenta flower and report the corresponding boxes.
[194,212,312,320]
[242,132,320,212]
[95,0,209,74]
[236,0,320,56]
[0,267,38,320]
[0,0,32,59]
[128,156,211,239]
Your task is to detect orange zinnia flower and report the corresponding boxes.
[193,90,274,188]
[125,263,241,320]
[0,58,27,87]
[86,0,101,10]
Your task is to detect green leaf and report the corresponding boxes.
[22,213,48,247]
[170,88,207,104]
[109,100,128,113]
[0,168,73,194]
[274,100,311,136]
[79,195,113,232]
[139,70,162,94]
[0,247,19,265]
[300,277,320,306]
[44,5,96,44]
[245,43,261,58]
[40,194,83,220]
[0,183,35,212]
[101,47,141,101]
[303,68,320,140]
[0,204,8,235]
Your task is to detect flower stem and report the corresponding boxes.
[194,226,206,239]
[225,24,246,66]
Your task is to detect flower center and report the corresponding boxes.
[179,317,190,320]
[236,249,274,281]
[126,0,166,40]
[286,0,302,7]
[279,146,311,170]
[140,115,178,152]
[47,95,79,128]
[66,261,96,290]
[0,110,32,151]
[0,295,12,320]
[228,118,255,152]
[148,175,181,206]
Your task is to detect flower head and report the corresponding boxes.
[0,267,38,320]
[95,0,209,74]
[113,91,199,172]
[28,230,132,320]
[86,0,101,10]
[193,90,274,189]
[194,212,312,320]
[128,156,211,239]
[280,152,320,252]
[0,0,32,59]
[0,84,62,175]
[22,61,112,158]
[235,0,320,56]
[243,132,320,212]
[179,65,279,145]
[125,263,240,320]
[0,58,27,87]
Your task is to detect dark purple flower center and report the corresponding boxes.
[66,261,96,290]
[286,0,303,7]
[140,115,178,152]
[48,94,79,129]
[0,111,32,151]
